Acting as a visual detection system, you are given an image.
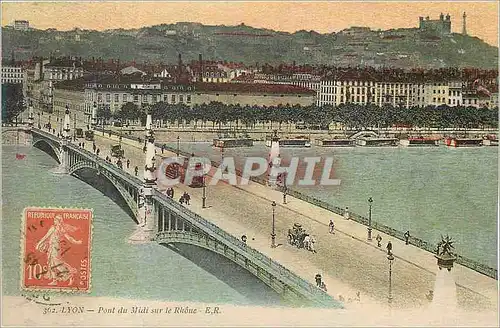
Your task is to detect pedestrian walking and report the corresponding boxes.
[241,235,247,243]
[82,143,85,149]
[161,144,165,154]
[179,196,184,205]
[309,236,317,253]
[386,241,393,255]
[126,159,130,169]
[183,192,191,205]
[315,273,322,287]
[344,206,350,220]
[96,148,100,156]
[93,143,96,153]
[134,166,138,176]
[404,230,410,245]
[329,219,335,234]
[78,142,81,147]
[376,234,382,247]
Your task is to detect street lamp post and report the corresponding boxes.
[367,197,373,241]
[202,173,207,208]
[282,173,287,204]
[388,253,395,305]
[37,113,41,129]
[73,113,77,141]
[271,201,277,248]
[176,136,180,156]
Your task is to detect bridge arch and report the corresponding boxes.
[32,138,61,163]
[349,130,379,140]
[69,162,139,223]
[156,231,316,307]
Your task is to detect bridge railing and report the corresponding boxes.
[65,141,143,188]
[152,189,340,308]
[102,129,498,280]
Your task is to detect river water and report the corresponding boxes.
[1,145,283,305]
[174,142,498,270]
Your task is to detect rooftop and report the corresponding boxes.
[194,82,316,95]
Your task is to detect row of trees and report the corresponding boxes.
[2,84,24,123]
[99,101,499,130]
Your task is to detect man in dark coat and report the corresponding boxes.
[386,241,393,255]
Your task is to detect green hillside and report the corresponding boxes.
[2,22,498,68]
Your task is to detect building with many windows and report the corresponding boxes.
[1,65,25,85]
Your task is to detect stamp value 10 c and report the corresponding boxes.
[21,207,93,292]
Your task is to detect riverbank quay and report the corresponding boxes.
[105,123,498,143]
[82,129,497,312]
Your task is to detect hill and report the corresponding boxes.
[2,22,498,68]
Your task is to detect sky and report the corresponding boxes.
[1,1,499,47]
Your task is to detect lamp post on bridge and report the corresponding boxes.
[73,112,77,141]
[282,172,288,204]
[271,201,277,248]
[367,197,373,241]
[202,172,207,209]
[176,136,180,156]
[37,112,41,129]
[387,253,395,305]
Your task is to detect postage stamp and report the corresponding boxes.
[20,207,93,292]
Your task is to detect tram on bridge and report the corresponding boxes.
[164,156,204,188]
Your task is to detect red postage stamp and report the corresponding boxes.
[21,207,93,292]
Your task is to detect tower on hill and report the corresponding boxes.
[418,13,451,35]
[462,12,467,35]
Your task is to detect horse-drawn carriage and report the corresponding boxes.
[288,223,309,249]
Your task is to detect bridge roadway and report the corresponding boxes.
[33,114,498,312]
[27,125,340,308]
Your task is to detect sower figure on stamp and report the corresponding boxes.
[35,215,82,286]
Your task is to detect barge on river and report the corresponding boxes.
[400,137,440,147]
[265,136,311,148]
[356,137,399,147]
[315,138,355,147]
[482,135,498,146]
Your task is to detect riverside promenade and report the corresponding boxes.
[33,114,498,312]
[81,129,497,312]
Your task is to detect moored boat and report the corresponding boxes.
[400,137,440,147]
[356,137,399,147]
[266,135,311,147]
[482,135,498,146]
[445,137,483,147]
[315,139,354,147]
